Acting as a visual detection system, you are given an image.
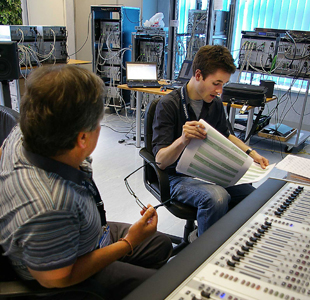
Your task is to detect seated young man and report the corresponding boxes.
[152,45,269,238]
[0,64,172,300]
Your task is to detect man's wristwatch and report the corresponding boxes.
[246,148,253,155]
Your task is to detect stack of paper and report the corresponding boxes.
[275,154,310,183]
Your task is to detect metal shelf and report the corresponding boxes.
[237,71,310,150]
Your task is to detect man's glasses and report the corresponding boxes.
[124,162,172,211]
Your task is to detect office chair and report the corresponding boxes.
[0,105,20,146]
[0,106,107,299]
[139,99,197,256]
[0,247,107,299]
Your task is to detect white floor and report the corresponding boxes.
[91,109,310,239]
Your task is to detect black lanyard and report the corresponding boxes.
[82,179,107,227]
[181,85,191,122]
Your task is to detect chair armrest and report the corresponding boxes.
[0,278,107,299]
[139,147,155,164]
[139,148,197,220]
[139,148,171,201]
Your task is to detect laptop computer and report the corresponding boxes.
[126,62,161,88]
[165,60,193,90]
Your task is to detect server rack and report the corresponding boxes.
[91,5,140,108]
[129,27,167,109]
[171,1,232,80]
[131,27,167,79]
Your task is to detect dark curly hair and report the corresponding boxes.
[20,64,105,157]
[192,45,236,79]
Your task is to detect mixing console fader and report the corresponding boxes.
[167,181,310,300]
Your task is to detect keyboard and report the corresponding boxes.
[165,83,183,90]
[127,82,161,88]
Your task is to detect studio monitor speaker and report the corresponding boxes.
[0,41,20,81]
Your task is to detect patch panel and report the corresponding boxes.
[100,21,121,49]
[137,40,164,69]
[37,26,66,41]
[18,41,40,65]
[6,25,38,41]
[42,41,67,64]
[100,66,121,81]
[106,86,119,99]
[99,50,122,65]
[187,10,208,34]
[238,37,277,71]
[0,25,68,67]
[274,40,310,77]
[238,30,310,78]
[186,35,206,60]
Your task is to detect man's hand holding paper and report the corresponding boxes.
[181,121,207,147]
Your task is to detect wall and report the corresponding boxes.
[26,0,66,25]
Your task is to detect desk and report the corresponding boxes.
[20,59,91,70]
[67,59,92,65]
[117,83,276,147]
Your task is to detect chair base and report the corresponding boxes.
[167,220,196,256]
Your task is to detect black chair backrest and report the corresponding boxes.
[0,247,19,282]
[0,106,20,280]
[142,98,175,202]
[0,105,19,146]
[144,98,160,154]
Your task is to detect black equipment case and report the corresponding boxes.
[221,83,268,107]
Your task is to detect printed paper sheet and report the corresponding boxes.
[176,119,273,187]
[275,154,310,179]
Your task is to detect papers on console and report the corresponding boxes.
[176,119,274,187]
[275,154,310,181]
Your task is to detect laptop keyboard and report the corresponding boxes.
[127,82,161,88]
[165,83,183,90]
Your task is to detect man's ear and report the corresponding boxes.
[76,132,87,149]
[195,69,202,80]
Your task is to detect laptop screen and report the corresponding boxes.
[178,60,193,81]
[126,62,158,81]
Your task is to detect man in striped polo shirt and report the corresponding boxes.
[0,64,172,299]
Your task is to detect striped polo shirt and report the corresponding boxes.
[0,126,102,280]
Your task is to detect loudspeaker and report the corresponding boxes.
[0,42,20,81]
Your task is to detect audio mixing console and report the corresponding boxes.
[124,179,310,300]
